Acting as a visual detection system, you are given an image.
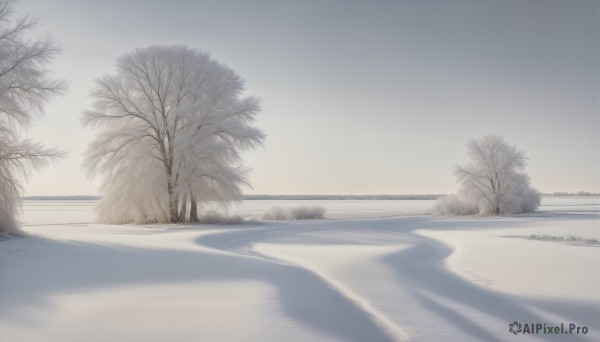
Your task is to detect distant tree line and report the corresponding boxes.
[244,194,443,200]
[21,192,600,202]
[22,194,443,201]
[547,191,600,196]
[23,196,100,201]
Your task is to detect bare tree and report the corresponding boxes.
[0,0,64,236]
[432,135,540,216]
[84,45,264,224]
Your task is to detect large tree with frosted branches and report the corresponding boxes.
[0,0,64,236]
[84,45,264,224]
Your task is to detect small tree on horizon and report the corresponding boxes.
[0,0,64,236]
[432,134,541,216]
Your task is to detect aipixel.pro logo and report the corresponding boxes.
[509,321,589,336]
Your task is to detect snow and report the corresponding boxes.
[418,214,600,300]
[1,198,599,341]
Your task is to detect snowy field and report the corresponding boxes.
[1,197,599,341]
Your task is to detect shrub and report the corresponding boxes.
[430,195,478,216]
[263,206,326,220]
[196,210,244,225]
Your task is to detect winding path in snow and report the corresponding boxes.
[198,217,595,341]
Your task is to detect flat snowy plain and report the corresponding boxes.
[1,197,598,341]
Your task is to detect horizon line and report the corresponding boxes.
[22,192,600,200]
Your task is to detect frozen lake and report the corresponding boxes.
[20,196,600,225]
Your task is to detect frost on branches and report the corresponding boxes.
[84,45,264,224]
[432,135,540,216]
[0,0,64,235]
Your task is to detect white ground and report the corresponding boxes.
[1,202,599,341]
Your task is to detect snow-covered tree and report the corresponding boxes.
[84,45,264,224]
[432,135,540,216]
[0,0,64,236]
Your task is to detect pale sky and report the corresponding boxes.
[19,0,599,195]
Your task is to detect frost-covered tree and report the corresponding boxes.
[0,0,64,236]
[84,45,264,224]
[432,135,540,216]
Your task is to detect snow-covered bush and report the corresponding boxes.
[196,210,244,225]
[430,195,478,216]
[262,206,288,220]
[0,174,20,236]
[433,135,541,216]
[263,206,326,220]
[290,206,326,220]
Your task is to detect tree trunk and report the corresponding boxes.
[189,194,199,223]
[161,144,179,223]
[179,193,188,222]
[167,179,179,223]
